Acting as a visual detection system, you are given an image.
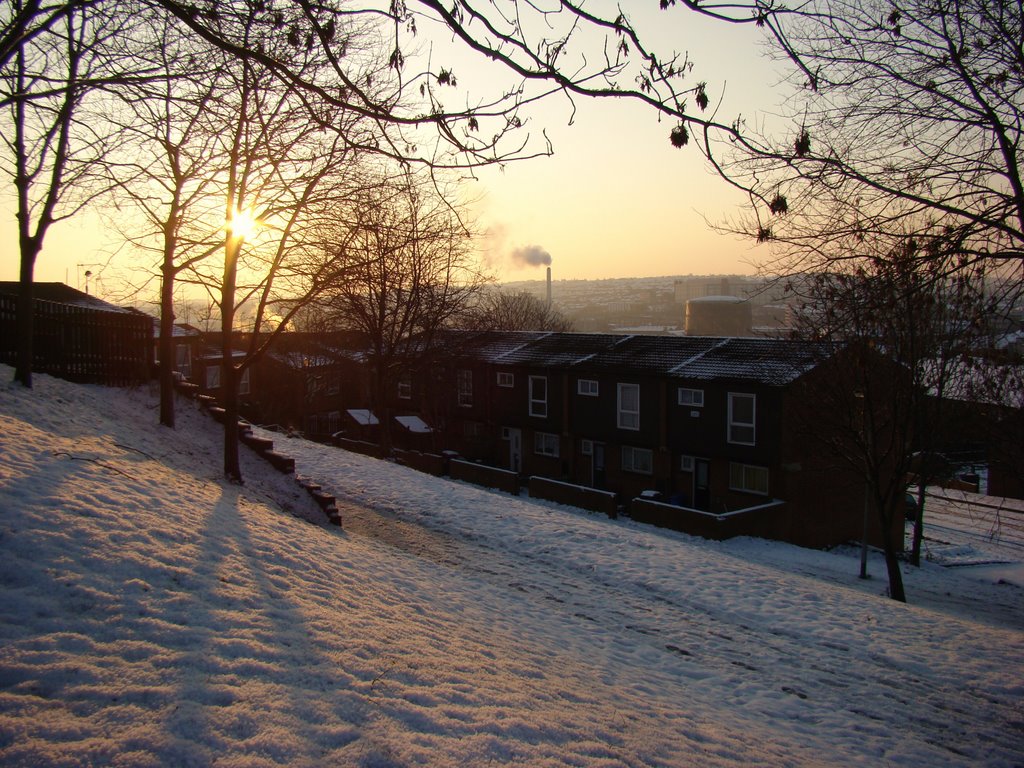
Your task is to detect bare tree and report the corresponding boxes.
[103,9,227,427]
[318,168,488,454]
[792,278,917,602]
[0,0,129,386]
[718,0,1023,290]
[2,0,815,392]
[789,244,1008,600]
[466,288,574,332]
[185,15,378,483]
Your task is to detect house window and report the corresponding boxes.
[205,364,220,390]
[678,387,704,407]
[622,446,653,474]
[397,375,411,400]
[529,375,548,417]
[457,369,473,407]
[534,432,559,457]
[728,392,756,445]
[238,368,250,396]
[497,371,514,388]
[680,455,695,472]
[175,344,192,378]
[581,439,594,456]
[617,383,640,430]
[729,462,769,495]
[327,373,340,396]
[578,379,599,396]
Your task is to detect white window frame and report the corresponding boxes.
[680,455,695,472]
[678,387,704,407]
[457,369,473,407]
[397,375,412,400]
[577,378,599,396]
[534,431,559,457]
[729,462,769,496]
[728,392,756,445]
[617,382,640,431]
[580,439,594,456]
[238,368,251,396]
[497,371,514,388]
[529,375,548,417]
[205,364,220,390]
[621,446,653,475]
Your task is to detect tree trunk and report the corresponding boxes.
[910,484,926,567]
[880,503,907,602]
[374,363,393,456]
[158,264,176,428]
[883,541,906,602]
[222,241,242,484]
[14,252,36,387]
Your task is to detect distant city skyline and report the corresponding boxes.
[1,5,785,293]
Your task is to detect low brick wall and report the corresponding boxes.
[333,437,385,459]
[393,449,446,477]
[449,459,520,495]
[528,476,618,518]
[629,497,786,541]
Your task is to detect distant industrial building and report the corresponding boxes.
[675,276,792,336]
[684,295,753,336]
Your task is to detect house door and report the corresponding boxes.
[693,459,711,511]
[593,442,607,489]
[508,428,522,473]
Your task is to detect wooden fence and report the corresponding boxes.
[0,294,153,386]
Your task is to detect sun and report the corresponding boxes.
[226,206,261,240]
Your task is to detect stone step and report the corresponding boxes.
[241,433,274,452]
[263,451,295,473]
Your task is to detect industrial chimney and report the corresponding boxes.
[546,266,552,307]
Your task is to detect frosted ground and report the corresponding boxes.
[0,366,1021,767]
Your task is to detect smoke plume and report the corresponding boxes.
[511,245,552,267]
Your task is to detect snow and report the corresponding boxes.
[394,415,432,434]
[1,366,1022,767]
[346,409,379,426]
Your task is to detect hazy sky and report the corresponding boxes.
[0,4,787,295]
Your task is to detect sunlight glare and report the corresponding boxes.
[226,206,261,241]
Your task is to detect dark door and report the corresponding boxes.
[694,459,710,511]
[593,443,607,489]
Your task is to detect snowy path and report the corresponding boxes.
[0,371,1020,768]
[281,435,1024,767]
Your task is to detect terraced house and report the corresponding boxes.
[418,331,890,549]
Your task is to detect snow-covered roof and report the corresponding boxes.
[394,415,432,433]
[0,281,138,315]
[346,408,379,426]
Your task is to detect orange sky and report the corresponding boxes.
[0,5,785,296]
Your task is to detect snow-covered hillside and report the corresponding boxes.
[1,368,1021,767]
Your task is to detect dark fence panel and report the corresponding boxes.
[528,476,618,517]
[628,497,787,542]
[449,459,520,495]
[0,294,153,386]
